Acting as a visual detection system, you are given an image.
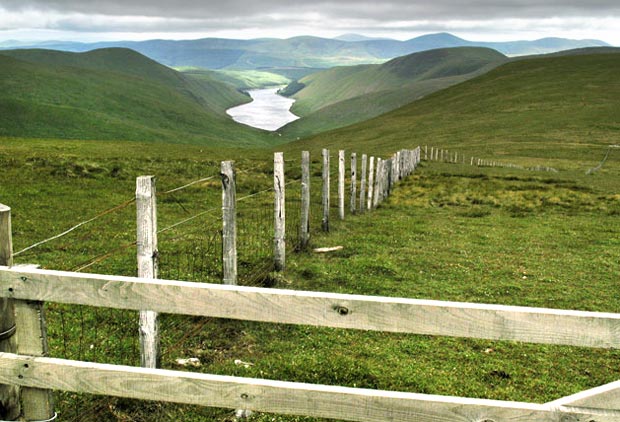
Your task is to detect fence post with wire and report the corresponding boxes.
[136,175,160,370]
[300,151,311,250]
[274,152,286,272]
[221,161,238,285]
[0,204,55,421]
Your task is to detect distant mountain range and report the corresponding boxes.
[0,33,609,71]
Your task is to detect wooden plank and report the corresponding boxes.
[367,157,374,211]
[136,176,160,369]
[14,300,55,420]
[338,150,345,220]
[359,154,367,212]
[322,149,330,232]
[350,152,357,214]
[300,151,310,250]
[0,353,612,422]
[1,267,619,348]
[547,380,620,411]
[221,161,238,285]
[274,152,286,271]
[0,204,19,420]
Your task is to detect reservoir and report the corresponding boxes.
[226,87,300,131]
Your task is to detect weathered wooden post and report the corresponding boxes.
[425,145,428,160]
[300,151,310,249]
[322,149,330,232]
[367,157,375,211]
[274,152,285,271]
[386,158,394,195]
[350,152,357,214]
[394,151,401,182]
[359,154,367,212]
[0,204,19,421]
[338,150,345,220]
[221,161,237,285]
[430,147,434,161]
[136,176,159,369]
[14,283,55,421]
[373,158,382,208]
[1,205,55,421]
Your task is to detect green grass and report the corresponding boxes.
[2,136,620,421]
[0,49,279,147]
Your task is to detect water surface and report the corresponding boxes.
[226,87,299,131]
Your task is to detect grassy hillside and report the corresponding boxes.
[281,47,507,138]
[0,48,275,146]
[286,52,620,166]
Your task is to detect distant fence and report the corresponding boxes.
[424,145,559,172]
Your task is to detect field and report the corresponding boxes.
[1,135,619,421]
[1,51,619,421]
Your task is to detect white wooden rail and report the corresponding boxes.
[0,352,618,422]
[0,267,618,421]
[0,266,618,421]
[0,266,619,348]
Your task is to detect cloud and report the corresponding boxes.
[1,1,619,45]
[3,0,620,21]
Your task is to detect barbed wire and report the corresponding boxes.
[12,174,218,258]
[13,198,136,257]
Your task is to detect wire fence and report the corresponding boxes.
[10,148,422,421]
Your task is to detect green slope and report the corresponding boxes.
[0,48,274,146]
[280,47,507,137]
[285,53,620,166]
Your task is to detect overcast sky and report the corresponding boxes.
[1,0,619,45]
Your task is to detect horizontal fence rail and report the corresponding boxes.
[1,266,619,349]
[0,352,618,422]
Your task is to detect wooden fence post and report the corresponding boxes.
[274,152,286,272]
[136,176,159,369]
[14,285,55,421]
[359,154,367,212]
[221,161,237,285]
[367,157,375,211]
[322,149,330,232]
[350,153,357,214]
[338,150,345,220]
[0,204,20,421]
[386,158,394,195]
[394,151,401,182]
[373,158,382,208]
[300,151,310,250]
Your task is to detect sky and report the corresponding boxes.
[1,0,619,45]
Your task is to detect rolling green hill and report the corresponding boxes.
[280,47,508,138]
[286,52,620,166]
[0,48,276,146]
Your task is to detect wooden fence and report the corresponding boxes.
[0,265,619,421]
[2,147,618,421]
